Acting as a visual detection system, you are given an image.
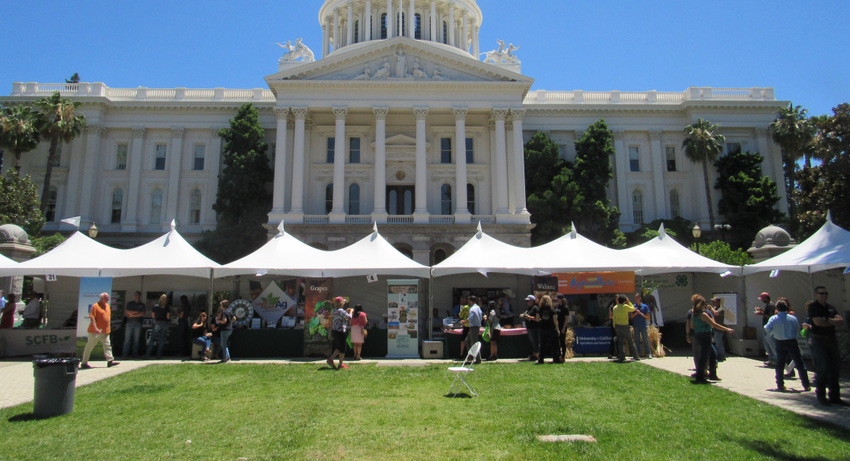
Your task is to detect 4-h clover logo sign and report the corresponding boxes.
[675,275,689,287]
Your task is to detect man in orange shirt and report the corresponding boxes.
[81,292,120,369]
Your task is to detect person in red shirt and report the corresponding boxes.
[81,292,120,369]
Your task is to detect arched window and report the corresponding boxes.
[467,184,475,215]
[325,184,333,214]
[414,13,422,39]
[353,20,359,44]
[149,188,162,225]
[348,183,360,215]
[632,190,644,225]
[442,21,448,44]
[669,190,681,218]
[189,189,202,224]
[441,184,452,215]
[432,248,449,265]
[380,13,387,39]
[45,186,57,222]
[111,188,123,224]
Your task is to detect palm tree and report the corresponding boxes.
[35,92,86,215]
[683,118,725,230]
[0,104,42,172]
[770,104,815,219]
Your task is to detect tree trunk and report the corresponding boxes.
[782,153,796,221]
[702,160,715,230]
[40,136,58,216]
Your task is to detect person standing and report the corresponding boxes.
[709,296,727,362]
[808,287,847,406]
[326,297,351,369]
[499,290,514,327]
[80,292,119,369]
[349,304,368,360]
[21,291,40,329]
[466,295,483,364]
[145,294,171,359]
[0,293,16,329]
[754,292,777,366]
[485,300,503,361]
[457,296,470,359]
[122,291,145,358]
[611,294,640,363]
[215,300,234,363]
[521,295,540,361]
[764,298,811,392]
[633,292,652,359]
[691,295,733,384]
[555,295,569,362]
[177,295,192,357]
[537,295,560,364]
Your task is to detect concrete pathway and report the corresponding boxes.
[1,355,848,429]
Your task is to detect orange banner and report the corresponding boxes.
[553,272,635,295]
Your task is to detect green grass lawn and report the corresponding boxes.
[1,361,847,460]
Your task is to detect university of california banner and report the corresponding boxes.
[386,279,419,358]
[303,278,333,357]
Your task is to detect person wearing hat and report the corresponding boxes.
[754,292,777,366]
[520,295,540,361]
[326,296,352,370]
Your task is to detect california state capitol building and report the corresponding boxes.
[1,0,787,264]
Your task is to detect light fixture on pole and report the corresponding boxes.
[88,221,98,239]
[714,223,731,242]
[692,224,701,254]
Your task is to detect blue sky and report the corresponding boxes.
[1,1,847,116]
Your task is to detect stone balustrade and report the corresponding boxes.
[526,87,774,105]
[10,82,275,102]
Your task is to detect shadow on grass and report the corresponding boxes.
[734,438,837,461]
[8,413,39,423]
[444,393,474,398]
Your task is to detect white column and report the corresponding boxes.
[453,107,469,217]
[408,0,414,38]
[448,4,455,47]
[756,127,788,214]
[208,128,223,228]
[289,108,308,217]
[613,130,630,227]
[493,108,510,216]
[347,2,353,47]
[461,9,468,52]
[387,0,393,37]
[123,127,145,231]
[649,130,666,220]
[165,127,184,229]
[322,21,329,57]
[330,107,348,222]
[366,1,372,40]
[372,107,389,223]
[430,1,437,42]
[78,124,104,224]
[272,108,289,214]
[413,107,429,222]
[510,109,529,216]
[334,9,340,49]
[472,24,479,57]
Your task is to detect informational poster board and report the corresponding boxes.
[386,279,419,358]
[712,293,737,326]
[77,277,113,338]
[303,278,333,357]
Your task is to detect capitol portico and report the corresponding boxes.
[1,0,787,265]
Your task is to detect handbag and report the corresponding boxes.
[363,328,368,339]
[482,324,491,342]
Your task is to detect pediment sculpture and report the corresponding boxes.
[350,52,448,81]
[482,39,520,64]
[277,38,316,63]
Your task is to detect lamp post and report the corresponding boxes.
[692,224,702,254]
[88,221,98,239]
[714,223,731,242]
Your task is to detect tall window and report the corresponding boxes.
[632,190,644,225]
[193,144,205,170]
[348,183,360,215]
[665,146,677,172]
[440,184,452,215]
[116,143,128,170]
[349,137,360,163]
[414,13,422,39]
[442,21,448,44]
[432,248,448,265]
[189,189,202,224]
[154,144,167,170]
[669,190,681,218]
[326,137,335,163]
[465,138,474,164]
[440,138,452,163]
[325,184,333,214]
[111,189,123,224]
[629,146,640,172]
[149,188,162,225]
[726,142,742,155]
[467,184,475,214]
[45,186,57,222]
[353,20,360,44]
[398,13,405,37]
[381,13,387,39]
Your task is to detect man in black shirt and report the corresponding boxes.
[537,295,560,364]
[755,292,777,366]
[808,287,847,406]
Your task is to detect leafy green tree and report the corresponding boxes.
[0,104,42,172]
[35,92,86,215]
[524,131,572,244]
[714,150,783,250]
[196,103,272,263]
[691,240,752,266]
[683,118,725,230]
[626,217,695,246]
[31,233,65,256]
[572,120,620,246]
[770,103,815,219]
[0,169,45,235]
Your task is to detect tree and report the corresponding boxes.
[770,103,815,219]
[524,131,572,244]
[0,169,45,235]
[691,240,752,266]
[0,104,42,172]
[714,150,783,250]
[35,92,86,215]
[195,103,273,263]
[683,118,725,230]
[572,120,621,246]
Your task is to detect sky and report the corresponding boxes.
[1,1,848,117]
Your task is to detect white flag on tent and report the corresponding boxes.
[60,216,81,229]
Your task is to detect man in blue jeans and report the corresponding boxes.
[145,294,171,359]
[122,291,145,358]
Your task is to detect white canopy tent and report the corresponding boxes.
[524,225,632,274]
[322,224,430,278]
[618,225,742,276]
[4,231,127,278]
[743,214,850,275]
[114,222,219,279]
[0,253,17,269]
[430,223,537,278]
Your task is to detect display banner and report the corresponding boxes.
[303,278,333,357]
[251,281,290,324]
[77,277,113,338]
[554,272,635,295]
[386,279,419,358]
[0,329,76,357]
[645,289,665,327]
[572,327,613,354]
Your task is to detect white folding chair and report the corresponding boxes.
[447,341,481,397]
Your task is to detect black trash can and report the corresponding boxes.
[32,356,80,418]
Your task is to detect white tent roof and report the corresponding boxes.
[5,231,127,277]
[322,225,430,278]
[215,222,330,278]
[743,214,850,275]
[430,223,536,277]
[618,224,742,276]
[112,224,219,278]
[0,253,17,269]
[525,226,633,273]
